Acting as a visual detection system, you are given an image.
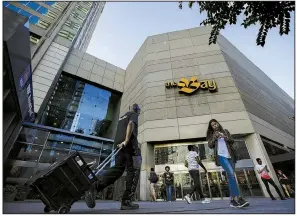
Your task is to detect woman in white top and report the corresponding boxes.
[207,119,249,208]
[184,145,210,204]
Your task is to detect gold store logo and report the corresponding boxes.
[165,77,217,94]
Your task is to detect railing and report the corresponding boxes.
[5,122,115,185]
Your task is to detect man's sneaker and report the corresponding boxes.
[120,200,139,210]
[237,197,249,207]
[201,198,211,204]
[230,199,240,208]
[184,194,192,204]
[85,184,97,209]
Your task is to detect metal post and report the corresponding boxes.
[34,131,51,176]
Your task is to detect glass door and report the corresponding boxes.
[181,173,192,199]
[244,169,264,196]
[200,172,211,198]
[174,173,183,200]
[208,172,222,199]
[217,171,230,198]
[235,169,251,197]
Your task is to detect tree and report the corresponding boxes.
[178,1,295,47]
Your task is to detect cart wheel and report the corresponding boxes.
[58,206,69,214]
[44,206,51,213]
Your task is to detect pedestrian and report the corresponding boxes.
[277,170,294,198]
[184,145,211,204]
[163,166,174,202]
[148,167,158,202]
[255,159,286,200]
[206,119,249,208]
[254,158,285,200]
[84,103,142,210]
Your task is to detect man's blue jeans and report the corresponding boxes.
[166,185,173,201]
[218,156,240,197]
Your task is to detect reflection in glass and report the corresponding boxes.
[245,169,263,196]
[236,170,251,197]
[218,171,230,197]
[208,172,221,198]
[40,74,121,140]
[17,128,49,146]
[181,173,192,198]
[9,143,43,163]
[200,172,210,198]
[39,148,68,164]
[174,174,183,199]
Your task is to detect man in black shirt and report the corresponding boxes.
[163,166,174,202]
[85,104,142,210]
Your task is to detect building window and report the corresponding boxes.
[4,2,52,30]
[35,19,51,29]
[76,4,89,14]
[65,20,81,32]
[27,1,40,10]
[154,140,250,165]
[58,30,76,41]
[40,74,121,140]
[70,11,85,23]
[29,32,41,44]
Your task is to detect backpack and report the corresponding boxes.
[150,172,159,183]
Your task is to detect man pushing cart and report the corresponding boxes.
[84,103,142,210]
[29,104,142,213]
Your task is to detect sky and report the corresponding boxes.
[87,2,295,99]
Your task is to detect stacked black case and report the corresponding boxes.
[29,151,97,214]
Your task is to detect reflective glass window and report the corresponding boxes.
[29,15,40,24]
[40,74,121,140]
[3,2,9,7]
[44,1,55,6]
[19,9,31,18]
[20,1,29,5]
[37,6,48,15]
[27,2,40,10]
[6,4,21,13]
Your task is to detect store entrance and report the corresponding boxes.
[153,140,264,201]
[155,168,263,201]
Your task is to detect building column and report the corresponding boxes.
[139,142,154,201]
[245,133,284,198]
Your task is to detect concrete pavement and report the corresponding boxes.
[3,198,295,214]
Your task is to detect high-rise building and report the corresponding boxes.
[3,1,105,113]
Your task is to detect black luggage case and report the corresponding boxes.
[29,151,97,214]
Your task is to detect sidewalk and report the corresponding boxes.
[3,198,294,214]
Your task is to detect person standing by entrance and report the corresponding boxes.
[163,166,174,202]
[148,167,158,202]
[84,104,142,210]
[255,158,285,200]
[277,170,294,198]
[206,119,249,208]
[184,145,211,204]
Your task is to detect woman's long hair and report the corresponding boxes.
[206,119,224,141]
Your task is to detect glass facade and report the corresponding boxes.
[3,1,62,27]
[58,2,93,42]
[155,140,250,165]
[4,123,115,200]
[154,141,263,200]
[40,73,121,140]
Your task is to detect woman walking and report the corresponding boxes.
[206,119,249,208]
[277,170,294,198]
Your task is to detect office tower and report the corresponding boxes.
[4,1,105,113]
